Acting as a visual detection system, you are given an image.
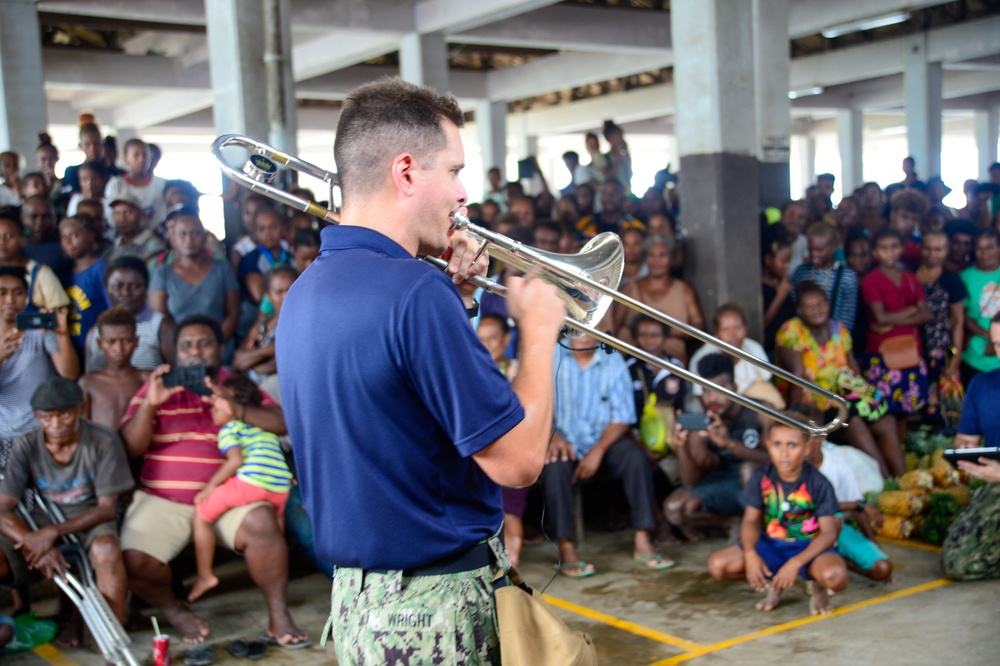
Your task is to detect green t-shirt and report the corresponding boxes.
[961,265,1000,372]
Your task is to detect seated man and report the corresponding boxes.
[118,315,307,646]
[0,377,133,627]
[664,353,770,541]
[541,333,670,577]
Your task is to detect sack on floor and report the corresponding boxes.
[0,612,58,655]
[494,566,598,665]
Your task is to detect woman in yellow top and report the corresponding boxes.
[776,281,904,478]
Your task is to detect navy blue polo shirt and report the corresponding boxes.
[958,369,1000,448]
[276,225,524,570]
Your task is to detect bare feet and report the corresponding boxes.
[679,526,705,543]
[268,611,310,648]
[162,604,210,644]
[755,585,782,612]
[53,613,83,648]
[809,583,834,616]
[187,575,219,603]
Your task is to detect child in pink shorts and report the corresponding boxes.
[188,375,292,602]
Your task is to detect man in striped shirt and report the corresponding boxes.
[118,315,307,647]
[541,333,668,577]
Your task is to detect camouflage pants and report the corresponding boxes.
[323,536,509,665]
[942,483,1000,581]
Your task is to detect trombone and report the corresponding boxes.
[212,134,848,436]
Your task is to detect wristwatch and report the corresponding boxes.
[855,499,867,512]
[465,300,480,318]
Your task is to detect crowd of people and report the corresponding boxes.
[2,105,1000,655]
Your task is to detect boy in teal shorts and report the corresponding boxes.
[188,375,293,602]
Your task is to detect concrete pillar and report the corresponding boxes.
[753,0,791,209]
[975,108,999,180]
[0,0,48,158]
[836,109,864,193]
[792,134,816,198]
[399,32,449,93]
[672,0,762,336]
[904,33,943,179]
[476,100,507,183]
[263,0,297,157]
[206,0,268,244]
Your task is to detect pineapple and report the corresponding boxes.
[875,490,927,517]
[936,485,972,508]
[904,452,921,471]
[877,515,914,539]
[899,470,934,491]
[929,461,960,488]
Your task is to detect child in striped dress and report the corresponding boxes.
[188,374,292,602]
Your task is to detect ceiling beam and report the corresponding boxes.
[788,0,949,39]
[454,5,670,54]
[415,0,561,35]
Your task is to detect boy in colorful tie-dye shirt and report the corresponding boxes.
[707,411,848,615]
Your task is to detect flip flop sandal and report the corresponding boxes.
[556,560,596,578]
[635,553,676,571]
[226,639,249,658]
[183,644,214,666]
[246,639,267,660]
[265,633,313,649]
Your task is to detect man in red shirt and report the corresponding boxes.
[119,315,307,647]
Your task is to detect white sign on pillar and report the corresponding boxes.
[753,0,791,164]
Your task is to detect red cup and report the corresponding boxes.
[152,634,171,666]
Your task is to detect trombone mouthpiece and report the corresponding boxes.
[450,212,471,231]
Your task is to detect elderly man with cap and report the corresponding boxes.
[106,193,165,272]
[0,377,133,624]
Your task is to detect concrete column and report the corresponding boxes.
[904,33,943,179]
[753,0,791,208]
[0,0,48,158]
[672,0,762,336]
[836,109,864,193]
[793,134,817,199]
[263,0,297,157]
[476,100,507,183]
[206,0,268,244]
[975,108,999,180]
[399,32,449,93]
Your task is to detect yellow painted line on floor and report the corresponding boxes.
[648,578,953,666]
[875,536,943,553]
[32,644,79,666]
[543,594,705,653]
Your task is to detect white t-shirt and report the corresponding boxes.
[105,175,167,229]
[0,185,19,206]
[817,442,863,503]
[689,338,771,396]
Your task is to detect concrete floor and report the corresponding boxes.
[5,529,999,665]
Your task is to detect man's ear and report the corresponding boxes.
[390,153,417,196]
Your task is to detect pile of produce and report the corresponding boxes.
[869,427,979,545]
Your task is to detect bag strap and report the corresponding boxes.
[828,264,844,317]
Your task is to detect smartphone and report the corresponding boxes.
[161,365,212,396]
[677,413,712,432]
[517,158,535,180]
[942,447,1000,467]
[16,312,57,330]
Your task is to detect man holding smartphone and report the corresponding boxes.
[663,353,770,542]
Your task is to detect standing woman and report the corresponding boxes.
[861,228,933,443]
[614,233,704,364]
[149,212,239,343]
[915,230,966,418]
[960,229,1000,387]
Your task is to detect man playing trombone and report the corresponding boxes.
[277,77,566,664]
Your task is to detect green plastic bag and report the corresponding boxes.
[0,612,58,655]
[639,394,671,456]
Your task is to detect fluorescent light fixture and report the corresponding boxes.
[821,12,910,39]
[788,87,824,100]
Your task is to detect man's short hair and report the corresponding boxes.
[816,173,835,182]
[989,162,1000,173]
[562,151,579,162]
[697,353,734,380]
[629,314,668,340]
[334,76,464,200]
[96,306,137,335]
[944,218,979,239]
[175,314,223,348]
[104,255,149,287]
[889,189,930,216]
[0,265,28,290]
[31,377,83,411]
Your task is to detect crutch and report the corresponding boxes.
[15,497,140,666]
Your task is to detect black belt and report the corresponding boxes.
[366,537,499,577]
